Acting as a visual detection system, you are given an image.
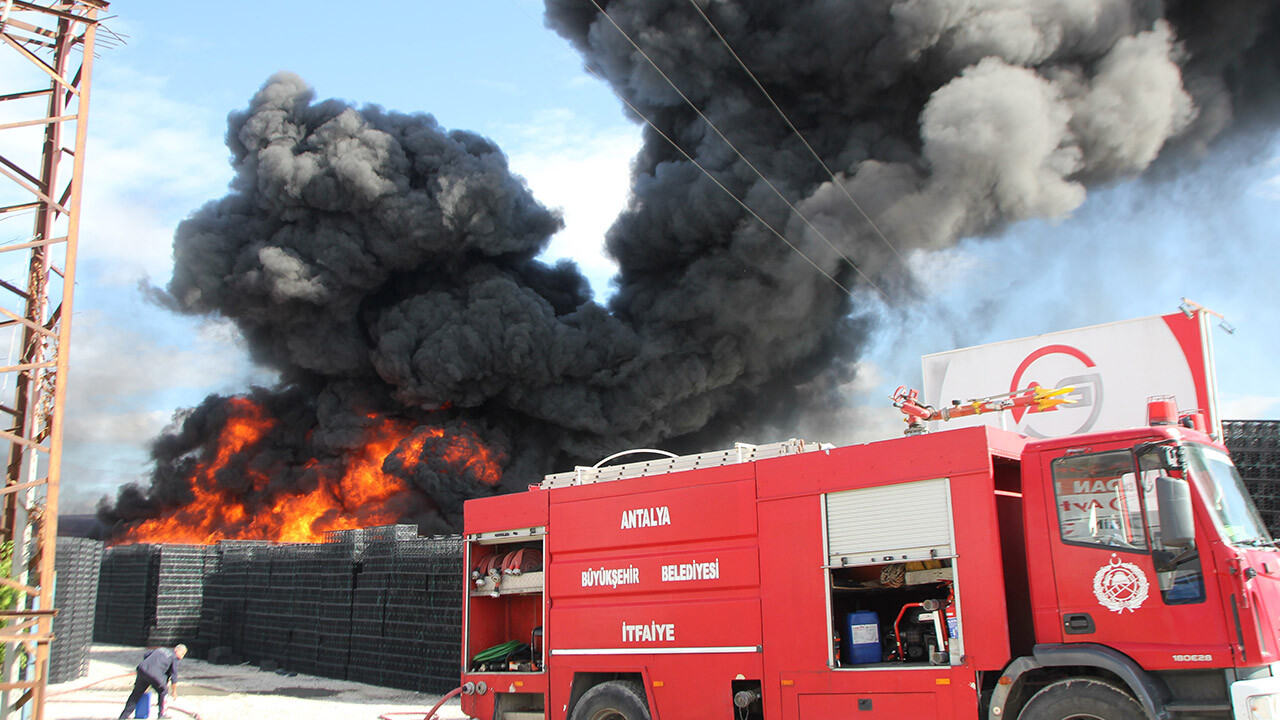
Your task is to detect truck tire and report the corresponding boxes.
[1019,677,1148,720]
[570,680,652,720]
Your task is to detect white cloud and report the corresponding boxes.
[59,308,273,504]
[1257,156,1280,201]
[66,408,175,448]
[1218,394,1280,421]
[63,311,269,432]
[0,56,49,190]
[60,459,147,514]
[76,65,233,283]
[0,54,76,288]
[502,109,641,297]
[906,244,984,295]
[0,50,230,285]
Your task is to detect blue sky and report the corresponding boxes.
[2,2,1276,512]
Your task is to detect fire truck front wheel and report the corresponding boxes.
[1019,677,1147,720]
[570,680,652,720]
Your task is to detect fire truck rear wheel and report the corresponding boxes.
[570,680,652,720]
[1019,677,1145,720]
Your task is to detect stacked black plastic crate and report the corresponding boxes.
[312,535,357,680]
[410,534,464,693]
[280,543,320,675]
[256,545,288,666]
[194,544,228,658]
[1225,419,1280,536]
[379,535,429,692]
[342,530,453,692]
[93,527,468,692]
[347,527,397,687]
[50,537,104,683]
[280,543,317,674]
[329,528,463,692]
[93,544,158,646]
[199,541,271,662]
[148,545,212,647]
[235,541,282,664]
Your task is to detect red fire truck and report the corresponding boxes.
[458,398,1280,719]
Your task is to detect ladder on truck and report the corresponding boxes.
[540,438,831,489]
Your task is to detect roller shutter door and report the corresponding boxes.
[826,477,954,567]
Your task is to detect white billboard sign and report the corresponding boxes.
[921,312,1219,439]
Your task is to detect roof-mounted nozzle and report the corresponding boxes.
[891,385,1075,435]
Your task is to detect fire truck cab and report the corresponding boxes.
[459,415,1280,719]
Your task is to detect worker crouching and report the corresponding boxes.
[119,644,186,719]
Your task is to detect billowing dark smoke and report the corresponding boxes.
[99,1,1279,538]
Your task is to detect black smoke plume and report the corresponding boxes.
[99,0,1279,537]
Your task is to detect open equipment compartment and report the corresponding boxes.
[823,477,964,668]
[464,527,545,674]
[828,559,957,667]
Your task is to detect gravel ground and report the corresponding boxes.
[45,645,468,720]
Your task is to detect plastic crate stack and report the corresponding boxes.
[194,544,229,658]
[278,542,320,675]
[1224,420,1280,536]
[344,526,465,692]
[93,526,467,693]
[197,541,272,663]
[50,537,103,683]
[316,532,360,676]
[148,545,213,647]
[403,534,464,693]
[228,541,277,663]
[304,539,358,679]
[236,543,284,665]
[262,543,329,675]
[93,544,158,646]
[237,542,277,663]
[347,527,400,687]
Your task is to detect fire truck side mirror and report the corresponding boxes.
[1156,475,1196,549]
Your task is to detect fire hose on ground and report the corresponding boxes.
[378,685,464,720]
[51,668,463,720]
[46,671,203,719]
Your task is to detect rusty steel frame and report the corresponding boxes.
[0,1,105,718]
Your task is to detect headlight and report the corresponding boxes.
[1248,693,1280,720]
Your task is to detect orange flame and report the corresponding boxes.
[117,399,503,545]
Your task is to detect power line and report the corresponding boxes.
[600,93,859,298]
[504,0,888,302]
[587,0,894,303]
[685,0,910,273]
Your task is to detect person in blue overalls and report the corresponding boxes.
[118,644,186,719]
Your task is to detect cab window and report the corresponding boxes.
[1051,451,1147,551]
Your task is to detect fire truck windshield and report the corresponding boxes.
[1185,444,1272,547]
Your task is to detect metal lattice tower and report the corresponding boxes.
[0,1,106,717]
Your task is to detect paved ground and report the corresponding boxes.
[46,645,468,720]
